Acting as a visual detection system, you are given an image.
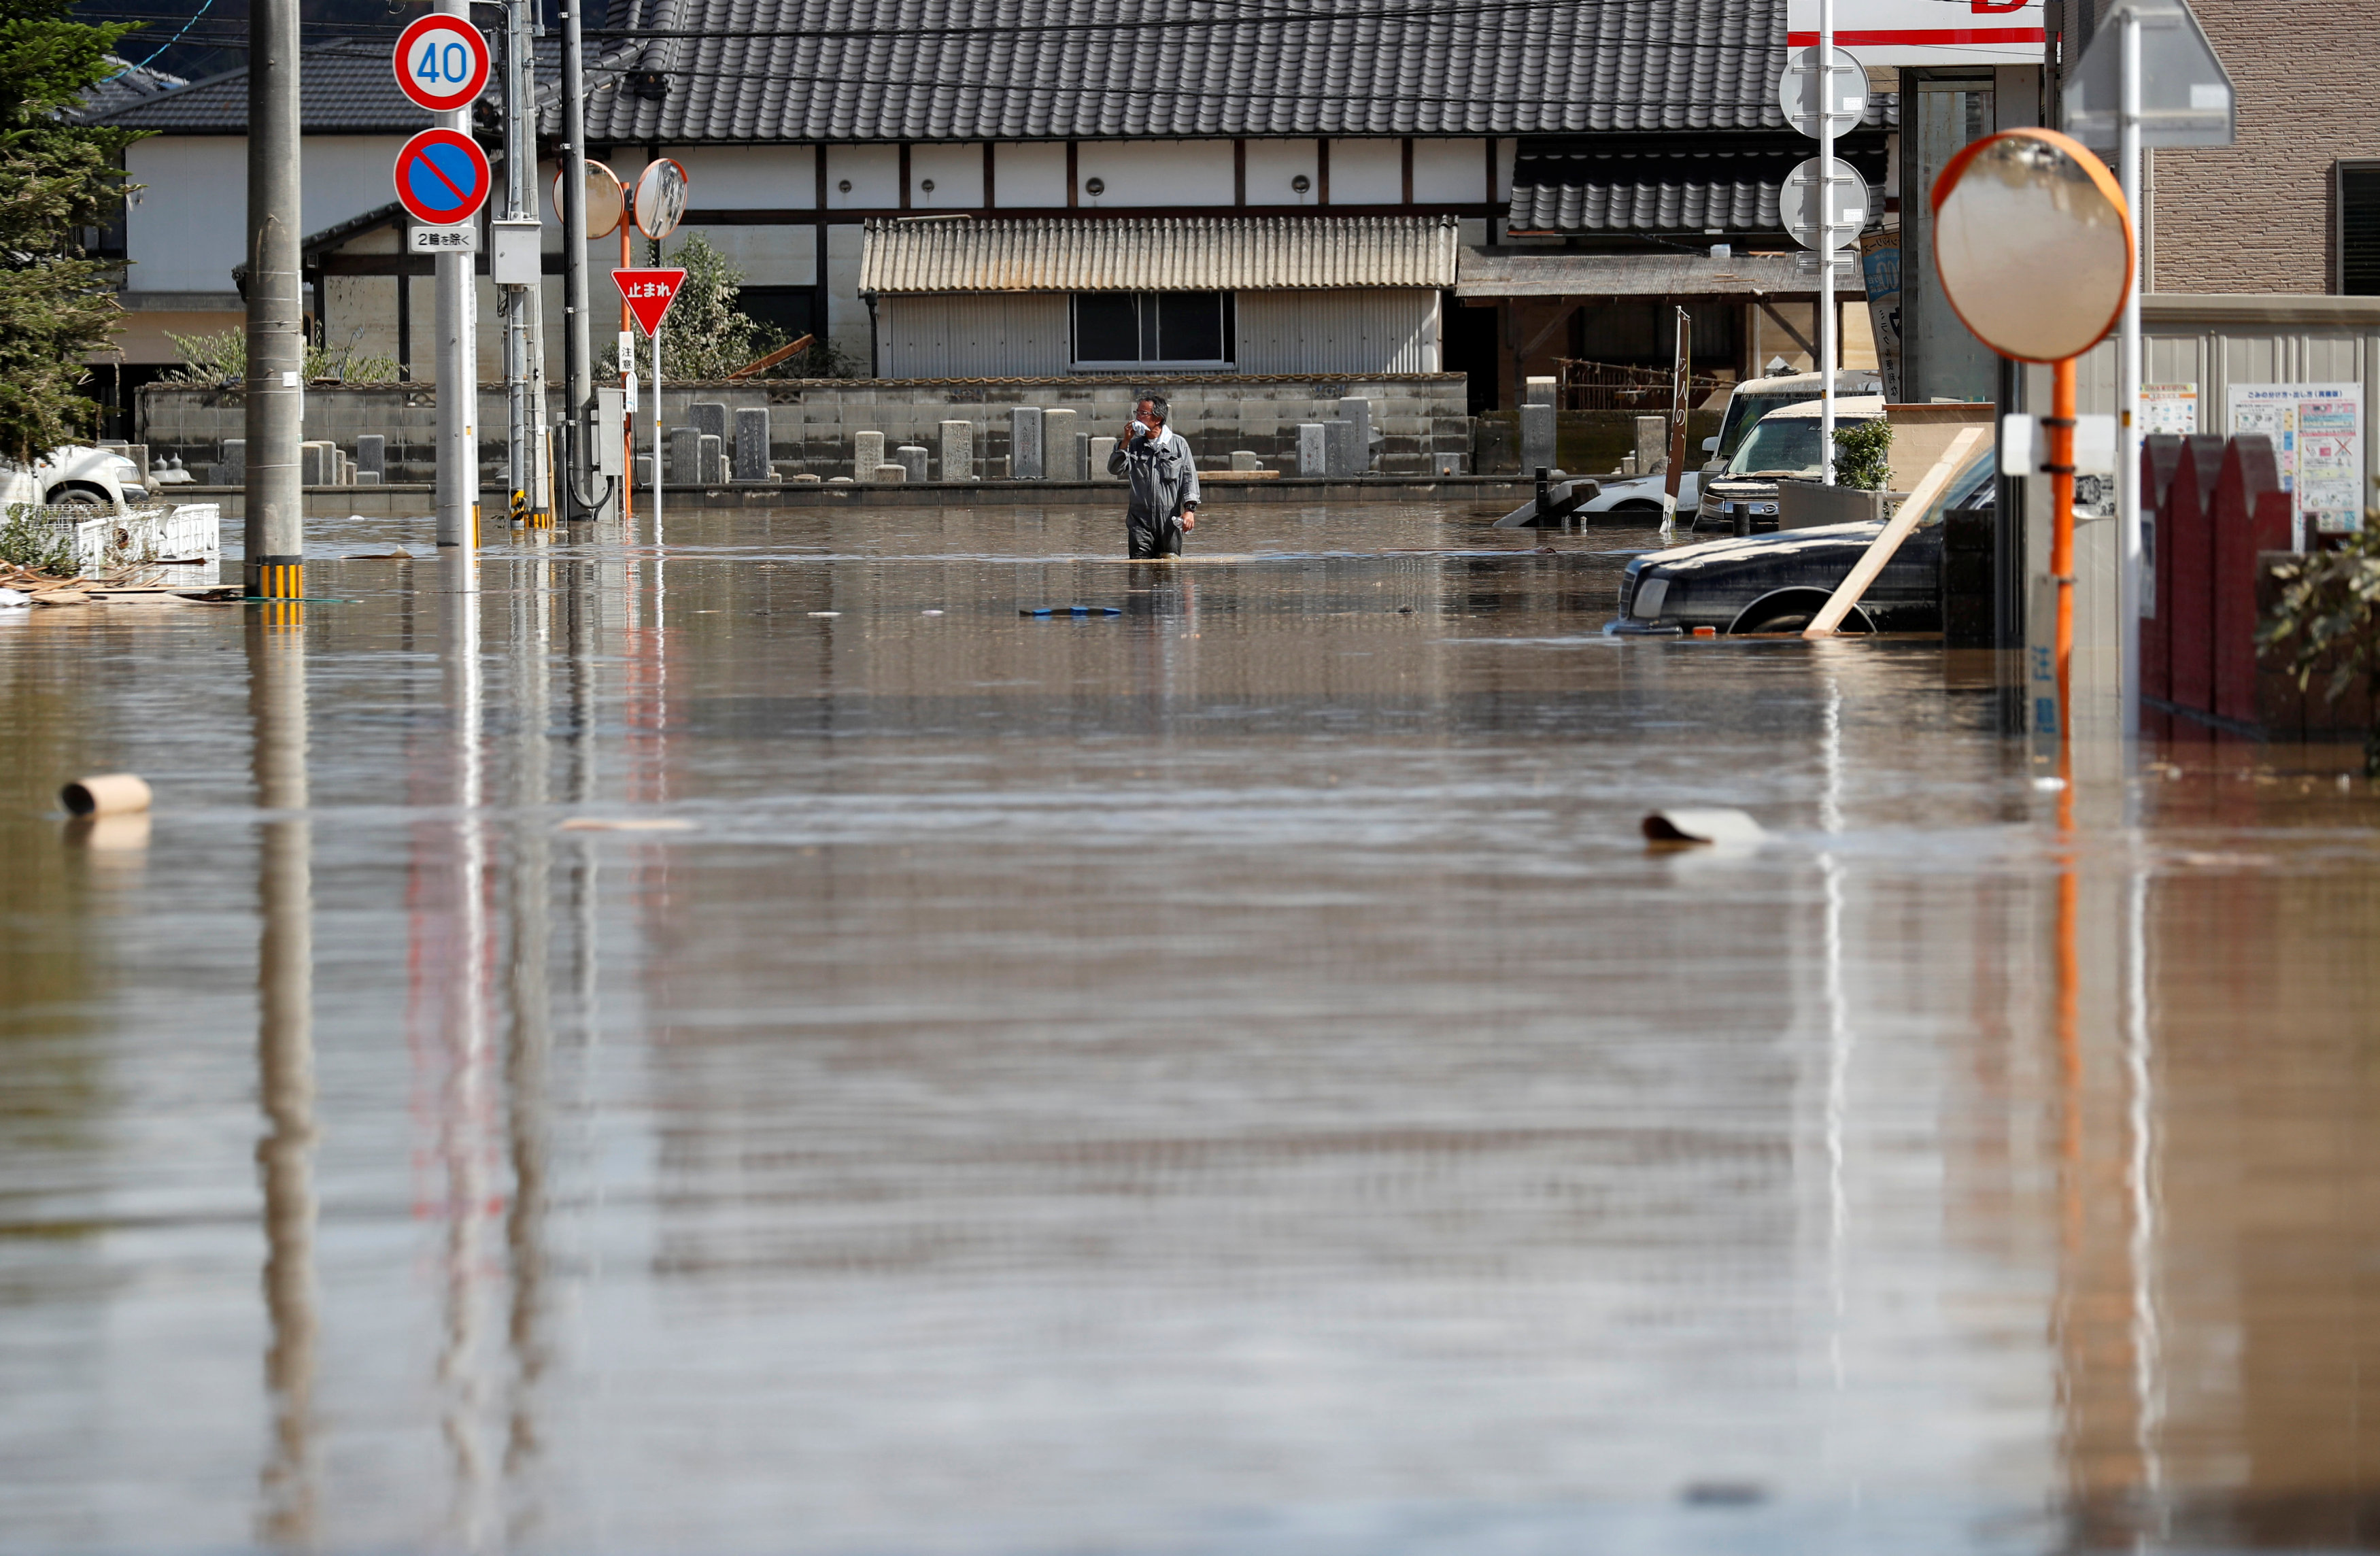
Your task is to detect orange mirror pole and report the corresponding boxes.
[2047,356,2078,777]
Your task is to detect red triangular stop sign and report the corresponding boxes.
[613,267,687,335]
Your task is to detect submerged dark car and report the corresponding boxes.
[1614,443,1994,635]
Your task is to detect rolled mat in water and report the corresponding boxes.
[1642,808,1765,846]
[61,773,152,817]
[1020,606,1122,617]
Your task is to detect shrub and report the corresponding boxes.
[2257,524,2380,776]
[1831,418,1893,490]
[0,503,78,575]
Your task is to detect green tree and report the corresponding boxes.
[1831,418,1892,490]
[0,1,137,461]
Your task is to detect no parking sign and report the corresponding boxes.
[393,128,491,228]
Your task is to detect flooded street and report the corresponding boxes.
[3,501,2377,1555]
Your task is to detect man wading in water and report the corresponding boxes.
[1109,394,1201,558]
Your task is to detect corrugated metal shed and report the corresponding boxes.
[576,0,1788,143]
[862,216,1461,294]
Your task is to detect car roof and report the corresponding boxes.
[1732,371,1884,396]
[1756,396,1888,420]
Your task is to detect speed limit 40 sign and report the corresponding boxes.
[393,14,489,114]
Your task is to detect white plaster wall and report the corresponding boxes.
[1244,139,1319,206]
[126,134,405,295]
[660,146,816,208]
[827,223,870,365]
[993,142,1068,207]
[1412,138,1487,203]
[664,224,817,287]
[1076,141,1235,207]
[827,145,899,209]
[1327,139,1402,205]
[909,143,984,209]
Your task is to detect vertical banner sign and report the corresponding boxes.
[2228,383,2364,544]
[1857,230,1903,403]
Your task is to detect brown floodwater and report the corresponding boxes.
[1,500,2376,1555]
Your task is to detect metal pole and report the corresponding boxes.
[244,0,303,615]
[2050,357,2078,770]
[434,0,478,555]
[2116,6,2145,735]
[558,0,596,521]
[502,0,542,529]
[651,322,663,543]
[1818,0,1837,485]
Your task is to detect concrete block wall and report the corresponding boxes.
[136,373,1474,484]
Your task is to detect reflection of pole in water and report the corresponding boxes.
[250,617,318,1546]
[437,554,500,1546]
[2123,864,2165,1507]
[1819,675,1852,1395]
[502,534,556,1535]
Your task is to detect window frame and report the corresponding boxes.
[2334,158,2380,296]
[1068,290,1236,371]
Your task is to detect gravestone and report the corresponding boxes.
[1520,403,1557,475]
[1010,407,1044,479]
[1231,451,1260,471]
[1525,376,1558,405]
[853,430,885,480]
[1297,423,1327,476]
[1089,435,1117,478]
[939,420,974,481]
[667,426,702,485]
[874,463,908,483]
[1634,415,1667,474]
[299,441,334,485]
[698,434,724,484]
[1336,396,1375,472]
[1043,409,1078,477]
[356,434,386,479]
[733,408,771,481]
[219,439,245,484]
[894,445,928,484]
[1323,420,1360,478]
[688,401,728,444]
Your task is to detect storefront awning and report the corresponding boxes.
[1456,246,1865,300]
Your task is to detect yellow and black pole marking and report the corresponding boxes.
[248,556,305,626]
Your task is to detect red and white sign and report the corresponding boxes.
[393,15,490,114]
[614,268,688,336]
[1787,0,2044,65]
[393,127,492,228]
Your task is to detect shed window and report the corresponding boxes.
[1071,292,1234,367]
[2341,161,2380,295]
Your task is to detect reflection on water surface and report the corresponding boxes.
[1,503,2376,1555]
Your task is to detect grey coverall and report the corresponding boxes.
[1108,425,1202,558]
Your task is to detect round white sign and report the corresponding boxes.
[394,16,489,115]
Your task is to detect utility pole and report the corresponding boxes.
[1817,0,1836,484]
[557,0,602,522]
[434,0,479,554]
[245,0,303,617]
[500,0,549,526]
[2115,7,2145,736]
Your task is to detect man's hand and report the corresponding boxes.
[1180,508,1196,531]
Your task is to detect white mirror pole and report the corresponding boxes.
[1817,0,1837,484]
[2116,5,2145,736]
[651,322,664,545]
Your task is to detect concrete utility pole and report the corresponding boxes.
[2115,7,2145,736]
[435,0,479,552]
[1817,0,1836,484]
[501,0,550,526]
[244,0,304,615]
[557,0,600,522]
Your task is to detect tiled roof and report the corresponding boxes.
[78,41,439,133]
[860,214,1462,292]
[579,0,1789,143]
[77,58,189,122]
[1506,119,1891,233]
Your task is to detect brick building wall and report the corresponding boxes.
[2096,0,2380,294]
